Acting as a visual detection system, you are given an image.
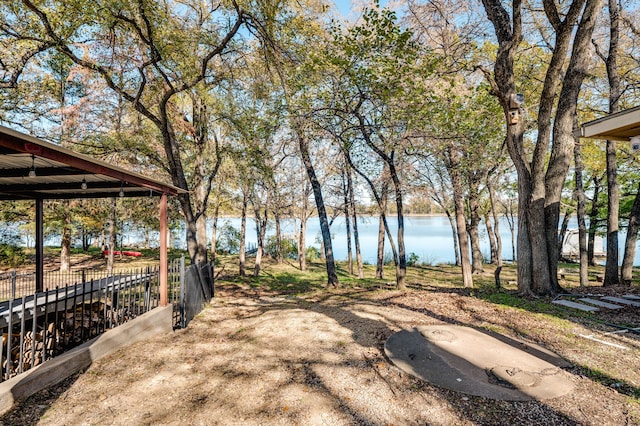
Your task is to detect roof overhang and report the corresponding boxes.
[0,125,183,200]
[578,105,640,141]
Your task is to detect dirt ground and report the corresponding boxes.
[1,270,640,425]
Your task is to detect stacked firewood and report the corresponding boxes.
[57,301,112,346]
[1,300,118,380]
[1,322,55,379]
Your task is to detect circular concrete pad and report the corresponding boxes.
[384,325,574,401]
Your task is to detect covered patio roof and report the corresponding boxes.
[0,125,182,200]
[0,125,180,303]
[578,105,640,141]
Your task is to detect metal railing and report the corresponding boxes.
[0,265,172,382]
[0,269,131,302]
[167,257,213,329]
[0,257,212,383]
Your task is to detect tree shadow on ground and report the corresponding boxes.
[0,370,83,424]
[377,287,640,404]
[235,286,585,425]
[2,278,632,425]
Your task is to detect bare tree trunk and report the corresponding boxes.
[60,201,72,273]
[573,133,589,286]
[484,212,497,264]
[298,178,310,271]
[343,172,353,275]
[254,203,268,277]
[588,177,602,266]
[604,138,620,286]
[376,214,385,279]
[254,245,263,277]
[376,180,389,279]
[621,181,640,285]
[557,211,572,259]
[448,148,473,287]
[453,189,473,287]
[239,189,248,277]
[602,0,621,286]
[445,209,460,266]
[348,168,364,278]
[518,178,534,295]
[298,209,310,274]
[82,226,89,252]
[298,217,307,270]
[389,163,407,290]
[487,180,503,267]
[196,211,208,264]
[299,136,338,286]
[345,211,353,274]
[275,210,283,264]
[211,202,220,263]
[468,190,485,273]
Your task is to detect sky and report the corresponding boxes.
[332,0,392,20]
[334,0,354,16]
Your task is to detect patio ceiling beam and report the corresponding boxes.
[0,190,160,201]
[0,167,85,178]
[1,181,127,192]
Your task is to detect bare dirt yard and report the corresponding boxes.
[1,259,639,425]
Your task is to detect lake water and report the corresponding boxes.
[214,215,464,265]
[34,214,640,266]
[208,215,640,266]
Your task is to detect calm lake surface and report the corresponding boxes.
[207,215,640,266]
[32,214,640,265]
[215,215,466,265]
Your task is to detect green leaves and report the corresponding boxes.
[329,5,423,102]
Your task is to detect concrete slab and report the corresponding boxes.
[623,294,640,300]
[578,298,624,309]
[602,296,640,307]
[384,325,574,401]
[552,299,600,311]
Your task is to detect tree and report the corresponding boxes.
[593,0,622,286]
[2,0,248,264]
[346,164,364,278]
[608,3,640,285]
[445,144,474,286]
[416,157,461,266]
[255,1,341,287]
[294,159,315,272]
[622,178,640,284]
[480,0,604,295]
[316,6,431,289]
[573,130,590,286]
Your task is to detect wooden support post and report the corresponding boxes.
[159,193,168,306]
[36,198,44,292]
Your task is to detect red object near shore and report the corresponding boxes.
[103,250,143,257]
